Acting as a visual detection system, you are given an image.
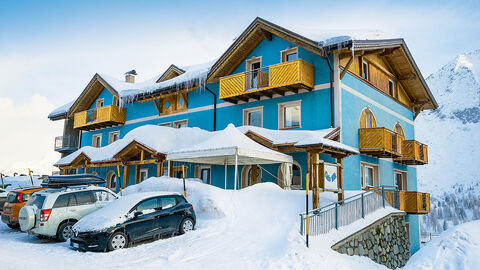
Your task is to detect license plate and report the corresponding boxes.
[73,243,79,249]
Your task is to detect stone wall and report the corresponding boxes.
[331,212,410,269]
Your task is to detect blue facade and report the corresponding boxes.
[69,32,426,254]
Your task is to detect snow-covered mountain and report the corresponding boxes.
[416,49,480,237]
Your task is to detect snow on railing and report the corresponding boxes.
[299,186,395,236]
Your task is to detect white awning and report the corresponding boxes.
[167,124,293,165]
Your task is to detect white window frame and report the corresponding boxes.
[394,169,407,191]
[281,47,298,63]
[96,98,104,108]
[278,100,301,129]
[173,119,188,128]
[388,79,395,97]
[195,165,211,184]
[362,60,369,80]
[92,134,102,148]
[158,122,172,127]
[139,168,149,182]
[246,57,262,89]
[108,131,120,144]
[361,162,379,188]
[243,106,263,127]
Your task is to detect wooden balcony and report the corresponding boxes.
[359,127,404,158]
[74,105,126,131]
[382,189,430,214]
[219,59,314,103]
[394,140,428,165]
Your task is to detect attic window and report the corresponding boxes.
[362,61,369,80]
[388,79,395,97]
[96,99,104,108]
[281,47,298,63]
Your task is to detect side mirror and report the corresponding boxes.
[134,211,143,218]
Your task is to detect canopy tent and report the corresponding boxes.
[167,124,293,190]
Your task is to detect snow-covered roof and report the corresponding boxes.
[167,124,293,165]
[293,28,399,47]
[237,126,359,154]
[48,100,75,120]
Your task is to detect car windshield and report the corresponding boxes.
[6,192,17,203]
[27,195,46,209]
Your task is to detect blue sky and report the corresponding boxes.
[0,0,479,174]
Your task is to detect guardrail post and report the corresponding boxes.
[335,203,338,230]
[361,193,365,218]
[382,186,386,208]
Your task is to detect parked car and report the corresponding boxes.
[19,185,118,241]
[1,187,47,229]
[0,188,8,214]
[70,192,196,252]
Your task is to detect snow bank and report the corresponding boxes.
[73,191,178,233]
[404,220,480,270]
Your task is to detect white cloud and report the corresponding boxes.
[0,95,62,176]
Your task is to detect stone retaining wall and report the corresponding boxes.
[331,212,410,269]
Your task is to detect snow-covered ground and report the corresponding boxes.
[404,220,480,270]
[0,177,396,270]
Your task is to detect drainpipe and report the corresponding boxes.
[204,86,217,131]
[324,49,335,128]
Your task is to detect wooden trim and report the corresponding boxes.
[135,165,140,184]
[123,165,129,188]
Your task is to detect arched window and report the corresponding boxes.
[241,165,262,188]
[394,123,405,137]
[106,171,117,190]
[359,108,377,128]
[277,160,302,189]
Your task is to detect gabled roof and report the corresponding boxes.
[156,64,185,83]
[113,140,165,162]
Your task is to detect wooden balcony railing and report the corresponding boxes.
[73,105,126,131]
[219,59,314,103]
[377,188,430,215]
[359,127,404,158]
[394,140,428,165]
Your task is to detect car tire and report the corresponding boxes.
[7,223,20,229]
[57,221,75,242]
[179,218,194,235]
[108,231,128,251]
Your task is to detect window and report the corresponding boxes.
[158,122,171,127]
[92,134,102,148]
[242,165,262,188]
[53,194,70,208]
[388,79,395,97]
[160,196,177,210]
[361,162,379,188]
[96,98,104,108]
[106,171,117,189]
[139,168,148,182]
[394,123,405,137]
[195,165,211,184]
[246,57,262,89]
[292,163,301,187]
[362,60,369,80]
[279,101,301,129]
[173,120,188,128]
[243,107,263,127]
[108,131,120,144]
[395,170,407,191]
[135,198,159,213]
[92,190,116,202]
[360,108,376,129]
[75,191,95,205]
[281,47,298,63]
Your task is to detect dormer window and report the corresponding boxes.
[96,98,104,108]
[281,47,298,63]
[362,60,369,80]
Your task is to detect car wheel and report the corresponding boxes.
[179,218,194,235]
[108,231,128,251]
[7,223,20,229]
[57,221,75,242]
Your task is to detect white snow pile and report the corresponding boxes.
[237,125,359,154]
[404,220,480,270]
[0,175,43,192]
[73,191,178,233]
[48,100,75,119]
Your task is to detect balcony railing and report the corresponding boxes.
[394,140,428,165]
[74,105,126,130]
[54,135,78,153]
[383,189,430,214]
[359,127,404,158]
[219,59,314,103]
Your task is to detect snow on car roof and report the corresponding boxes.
[73,191,179,233]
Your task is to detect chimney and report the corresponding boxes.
[124,69,137,83]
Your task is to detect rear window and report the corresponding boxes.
[161,197,177,210]
[6,192,17,203]
[27,195,46,209]
[53,194,70,208]
[92,190,116,202]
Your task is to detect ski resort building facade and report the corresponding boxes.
[49,18,437,253]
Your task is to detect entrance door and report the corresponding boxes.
[247,59,261,89]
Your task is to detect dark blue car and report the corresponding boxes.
[70,193,196,252]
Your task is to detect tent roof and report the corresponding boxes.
[166,124,293,165]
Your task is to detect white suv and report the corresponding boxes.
[19,186,118,241]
